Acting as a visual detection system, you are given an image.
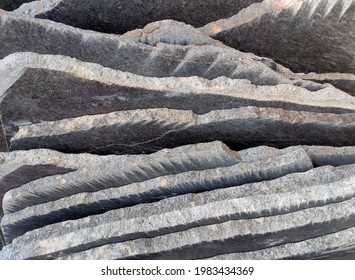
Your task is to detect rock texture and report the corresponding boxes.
[0,148,312,243]
[9,107,355,154]
[1,52,354,151]
[34,0,263,34]
[0,0,354,260]
[204,0,355,74]
[0,0,33,11]
[0,11,338,90]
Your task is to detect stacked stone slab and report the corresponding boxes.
[201,0,355,74]
[0,0,354,259]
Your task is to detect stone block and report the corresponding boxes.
[9,106,355,154]
[2,164,354,259]
[207,227,355,260]
[33,0,262,34]
[1,148,313,243]
[202,0,355,73]
[2,141,240,215]
[55,197,355,260]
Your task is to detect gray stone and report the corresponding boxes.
[2,141,240,215]
[3,163,354,259]
[0,227,4,251]
[0,149,141,171]
[294,73,355,96]
[304,146,355,167]
[207,227,355,260]
[0,163,75,215]
[239,145,355,167]
[121,20,219,47]
[310,245,355,260]
[33,0,262,35]
[0,148,313,243]
[0,12,330,89]
[203,0,355,73]
[238,146,283,162]
[54,197,355,260]
[9,106,355,155]
[0,0,33,11]
[2,53,353,151]
[10,0,62,17]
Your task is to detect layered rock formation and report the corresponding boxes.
[0,0,354,258]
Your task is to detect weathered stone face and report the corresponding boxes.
[34,0,263,34]
[1,53,354,152]
[0,0,33,11]
[9,107,355,154]
[0,0,354,260]
[207,0,355,74]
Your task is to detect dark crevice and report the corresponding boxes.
[0,0,32,11]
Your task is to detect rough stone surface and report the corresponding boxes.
[0,13,331,89]
[34,0,263,34]
[0,0,33,11]
[2,164,354,259]
[0,0,353,260]
[0,148,313,243]
[121,20,219,47]
[1,53,353,150]
[206,0,355,73]
[207,227,355,260]
[294,73,355,96]
[0,163,74,215]
[9,107,355,154]
[54,198,355,260]
[2,141,240,214]
[304,146,355,167]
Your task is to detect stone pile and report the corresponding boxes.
[0,0,354,259]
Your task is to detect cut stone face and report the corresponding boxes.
[294,73,355,97]
[0,0,353,261]
[204,0,355,73]
[304,146,355,167]
[9,107,355,154]
[2,141,240,215]
[0,148,313,243]
[0,12,332,89]
[121,20,219,47]
[206,227,355,260]
[0,163,75,215]
[2,163,354,259]
[2,53,353,151]
[54,197,355,260]
[34,0,263,34]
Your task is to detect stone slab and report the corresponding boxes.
[1,148,313,243]
[294,73,355,96]
[207,227,355,260]
[239,145,355,167]
[3,164,354,259]
[304,146,355,167]
[34,0,262,34]
[9,106,355,155]
[0,163,74,215]
[2,141,240,214]
[0,11,331,89]
[54,198,355,260]
[2,53,352,151]
[203,0,355,73]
